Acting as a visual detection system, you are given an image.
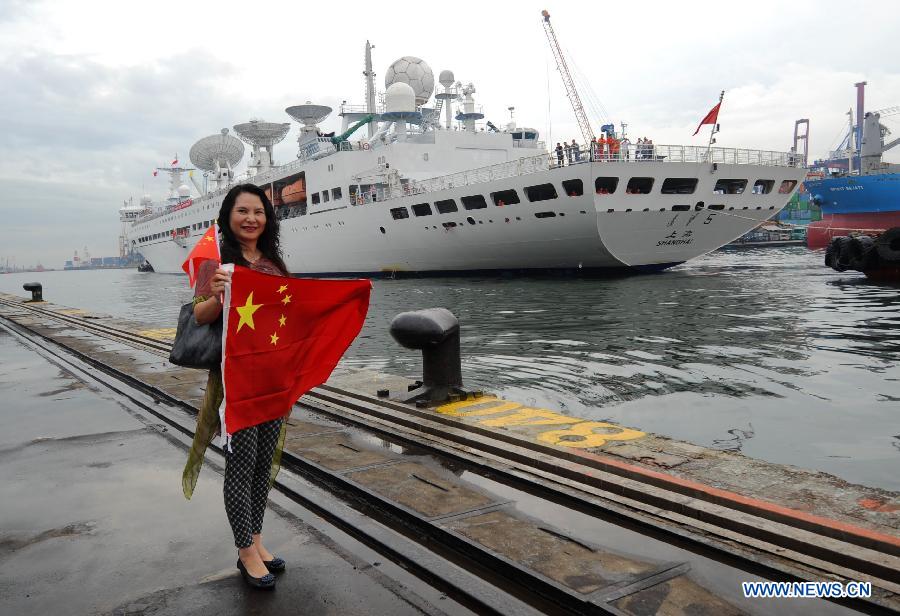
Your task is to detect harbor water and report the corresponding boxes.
[3,246,898,491]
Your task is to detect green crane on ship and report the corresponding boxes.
[331,114,376,146]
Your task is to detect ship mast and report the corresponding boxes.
[364,41,376,138]
[541,10,595,144]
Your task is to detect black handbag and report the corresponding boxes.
[169,301,222,370]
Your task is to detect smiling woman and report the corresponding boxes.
[183,183,290,590]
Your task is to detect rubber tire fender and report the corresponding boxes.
[847,235,877,271]
[824,238,839,269]
[875,227,900,263]
[831,236,851,272]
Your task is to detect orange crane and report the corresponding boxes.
[541,9,596,144]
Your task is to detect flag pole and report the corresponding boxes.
[706,90,724,163]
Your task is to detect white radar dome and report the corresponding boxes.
[385,56,434,106]
[438,70,455,88]
[385,82,416,113]
[177,184,191,198]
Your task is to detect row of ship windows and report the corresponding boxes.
[595,177,797,195]
[385,176,795,221]
[137,219,216,244]
[136,175,797,241]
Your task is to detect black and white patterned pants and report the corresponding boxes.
[223,418,283,548]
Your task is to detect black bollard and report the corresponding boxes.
[23,282,43,302]
[389,308,465,404]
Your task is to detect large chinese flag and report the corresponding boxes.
[219,265,371,439]
[181,224,220,287]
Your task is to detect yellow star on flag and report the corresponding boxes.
[270,331,279,346]
[277,284,288,294]
[204,236,214,242]
[279,314,287,327]
[281,294,292,305]
[235,291,262,332]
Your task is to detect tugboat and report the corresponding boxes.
[137,261,154,273]
[723,222,806,249]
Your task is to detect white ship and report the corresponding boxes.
[120,39,805,277]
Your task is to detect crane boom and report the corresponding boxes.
[541,10,595,144]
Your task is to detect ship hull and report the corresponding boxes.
[806,174,900,248]
[131,160,801,277]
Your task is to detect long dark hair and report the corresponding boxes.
[217,183,288,274]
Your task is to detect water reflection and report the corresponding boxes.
[1,247,898,490]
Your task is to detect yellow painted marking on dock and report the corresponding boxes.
[138,328,177,340]
[58,309,87,315]
[479,407,577,427]
[435,395,646,449]
[538,422,645,449]
[436,398,522,417]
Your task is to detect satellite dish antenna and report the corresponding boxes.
[435,69,457,129]
[233,120,290,175]
[286,102,333,150]
[189,128,244,191]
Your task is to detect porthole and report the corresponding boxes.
[379,226,386,234]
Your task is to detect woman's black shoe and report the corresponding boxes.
[237,559,276,589]
[264,557,286,573]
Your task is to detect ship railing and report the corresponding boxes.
[410,154,552,196]
[339,103,385,115]
[345,154,551,206]
[549,143,804,168]
[513,139,546,150]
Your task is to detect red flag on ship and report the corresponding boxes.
[181,224,220,287]
[153,170,158,176]
[693,101,721,136]
[171,157,179,166]
[219,266,371,440]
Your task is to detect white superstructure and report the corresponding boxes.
[123,49,805,277]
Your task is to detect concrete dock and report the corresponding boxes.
[0,327,465,616]
[1,291,898,615]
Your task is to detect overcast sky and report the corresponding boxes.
[1,0,899,268]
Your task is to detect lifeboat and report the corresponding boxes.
[281,178,306,204]
[264,186,283,206]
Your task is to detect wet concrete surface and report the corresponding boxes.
[0,329,454,616]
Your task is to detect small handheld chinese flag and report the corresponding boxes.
[692,101,722,136]
[181,224,220,287]
[219,266,371,441]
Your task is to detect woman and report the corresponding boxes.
[188,183,290,590]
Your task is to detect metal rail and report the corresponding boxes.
[0,295,896,614]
